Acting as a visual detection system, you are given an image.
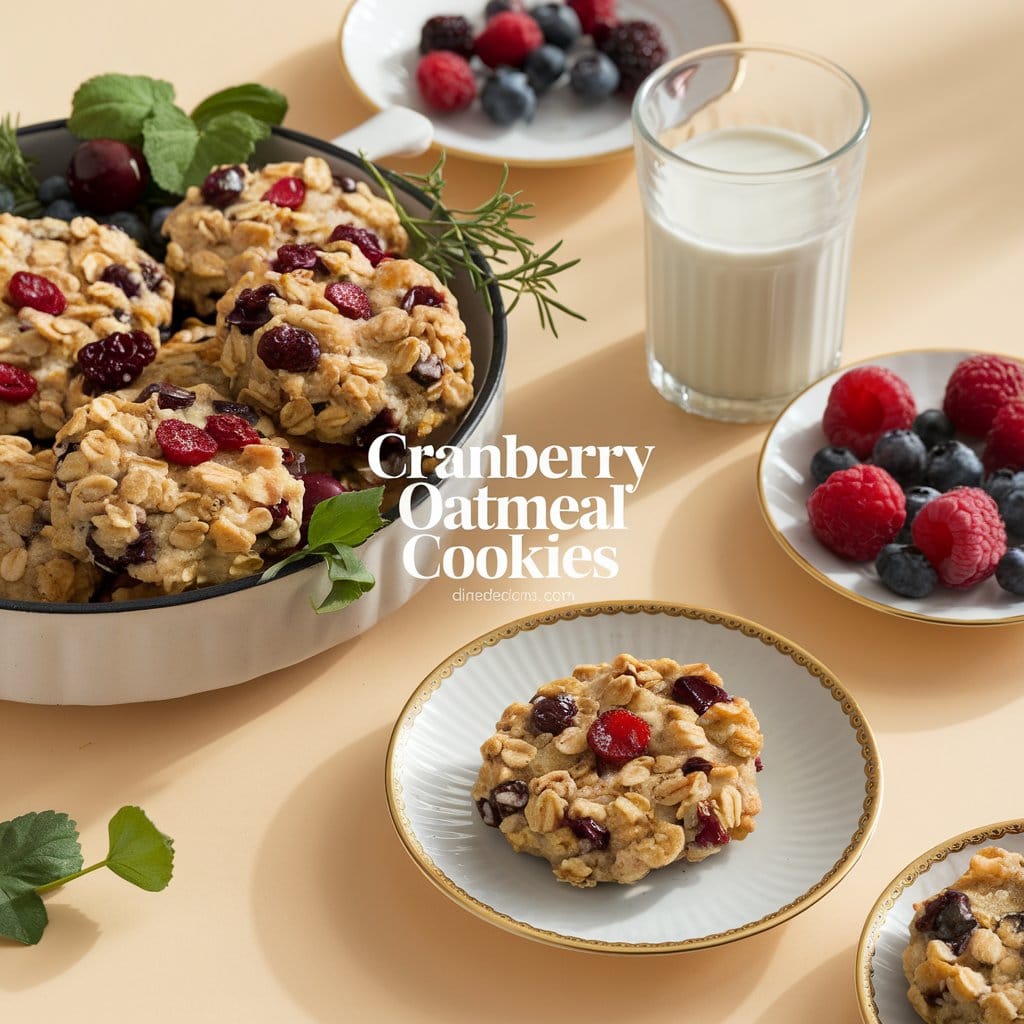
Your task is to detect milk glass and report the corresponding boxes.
[632,45,870,422]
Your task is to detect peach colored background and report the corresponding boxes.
[2,0,1023,1020]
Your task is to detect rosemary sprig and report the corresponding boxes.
[364,153,583,337]
[0,116,41,217]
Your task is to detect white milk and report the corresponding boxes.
[644,126,856,412]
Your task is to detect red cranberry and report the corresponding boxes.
[586,709,651,766]
[354,407,401,449]
[409,354,444,387]
[100,264,141,298]
[916,890,977,954]
[77,331,156,392]
[328,224,384,266]
[155,419,218,466]
[682,757,714,775]
[225,285,278,335]
[490,780,529,818]
[135,382,196,410]
[139,262,164,291]
[476,797,499,828]
[671,675,733,716]
[755,756,764,772]
[279,447,307,477]
[325,281,372,320]
[263,176,306,209]
[267,499,291,523]
[299,472,349,527]
[569,816,609,851]
[8,271,67,316]
[273,243,323,274]
[211,399,260,426]
[201,165,246,208]
[86,525,155,573]
[695,803,731,847]
[257,324,321,372]
[0,362,37,403]
[333,174,358,193]
[205,413,261,450]
[401,286,445,313]
[529,694,577,735]
[67,138,148,213]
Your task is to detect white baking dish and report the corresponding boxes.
[0,122,506,705]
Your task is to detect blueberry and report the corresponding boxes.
[37,174,71,204]
[924,440,983,491]
[530,3,582,48]
[984,468,1024,505]
[913,408,954,449]
[872,429,927,486]
[524,44,567,95]
[484,0,519,16]
[996,547,1024,596]
[997,487,1024,538]
[149,205,174,238]
[570,52,620,99]
[897,485,941,543]
[0,185,15,214]
[481,69,537,126]
[43,198,81,220]
[102,210,147,246]
[876,544,938,598]
[810,445,859,484]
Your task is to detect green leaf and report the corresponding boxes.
[105,806,174,892]
[0,889,47,945]
[0,811,82,891]
[307,486,386,550]
[68,74,176,141]
[179,112,270,191]
[316,546,376,613]
[141,103,200,193]
[191,84,288,129]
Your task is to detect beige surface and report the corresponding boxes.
[1,0,1023,1020]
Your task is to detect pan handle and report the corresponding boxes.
[330,107,434,161]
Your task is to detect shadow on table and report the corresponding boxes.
[252,726,782,1023]
[0,907,99,991]
[754,946,862,1024]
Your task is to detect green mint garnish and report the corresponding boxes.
[261,486,386,614]
[0,115,42,217]
[0,806,173,946]
[68,74,288,194]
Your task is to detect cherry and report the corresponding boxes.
[299,472,349,527]
[67,139,149,214]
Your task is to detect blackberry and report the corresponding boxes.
[995,547,1024,596]
[913,408,954,449]
[419,15,475,58]
[810,445,859,485]
[876,544,938,598]
[872,429,926,486]
[599,19,667,95]
[924,440,983,491]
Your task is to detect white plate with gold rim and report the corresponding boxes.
[758,349,1024,627]
[338,0,740,167]
[386,601,880,952]
[857,820,1024,1024]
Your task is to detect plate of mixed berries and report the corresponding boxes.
[758,350,1024,626]
[338,0,740,165]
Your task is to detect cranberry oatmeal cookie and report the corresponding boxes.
[216,250,474,446]
[472,654,763,887]
[0,214,173,437]
[162,157,408,314]
[904,847,1024,1024]
[48,384,304,593]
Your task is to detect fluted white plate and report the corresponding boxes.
[857,821,1024,1023]
[386,601,880,952]
[758,349,1024,626]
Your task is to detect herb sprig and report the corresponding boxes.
[0,115,41,217]
[0,806,174,945]
[261,486,386,614]
[365,154,583,337]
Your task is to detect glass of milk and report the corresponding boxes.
[632,45,870,422]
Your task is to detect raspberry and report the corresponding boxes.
[822,365,917,459]
[943,354,1024,437]
[205,414,261,450]
[806,464,906,561]
[419,15,475,58]
[0,362,37,403]
[911,487,1006,588]
[155,419,218,466]
[984,399,1024,474]
[328,224,385,266]
[568,0,617,35]
[415,51,477,113]
[262,176,306,209]
[7,271,67,316]
[599,19,667,95]
[475,11,544,69]
[586,708,650,765]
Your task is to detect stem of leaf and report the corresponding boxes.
[34,860,106,894]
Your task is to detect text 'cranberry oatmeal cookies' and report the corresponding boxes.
[472,654,764,887]
[48,383,304,594]
[904,847,1024,1024]
[216,250,474,446]
[162,157,409,314]
[0,213,173,436]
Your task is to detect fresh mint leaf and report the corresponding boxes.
[191,84,287,129]
[68,74,176,141]
[316,545,376,613]
[0,810,82,891]
[180,112,270,190]
[105,806,174,892]
[0,890,47,946]
[141,103,199,194]
[307,485,386,550]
